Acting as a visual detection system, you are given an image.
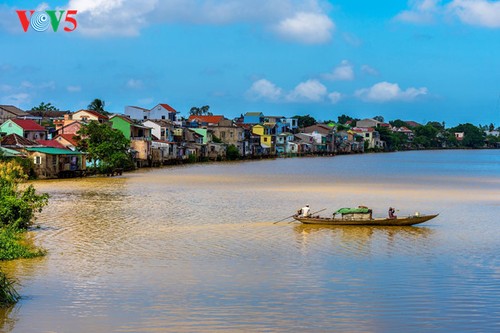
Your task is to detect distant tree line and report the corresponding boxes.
[298,114,499,150]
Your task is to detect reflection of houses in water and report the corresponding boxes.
[293,224,433,256]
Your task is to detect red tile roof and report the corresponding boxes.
[159,104,177,113]
[188,115,224,124]
[0,133,40,147]
[11,119,46,131]
[55,134,79,146]
[37,140,66,149]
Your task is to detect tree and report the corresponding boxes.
[337,114,353,124]
[77,122,134,173]
[390,119,410,128]
[226,145,240,160]
[376,126,406,151]
[427,121,444,130]
[189,105,212,116]
[373,115,385,123]
[88,98,106,112]
[489,123,495,132]
[294,114,317,128]
[0,161,49,229]
[448,123,485,148]
[31,102,59,111]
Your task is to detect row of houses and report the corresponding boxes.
[1,103,413,179]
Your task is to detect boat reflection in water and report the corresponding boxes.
[293,224,434,256]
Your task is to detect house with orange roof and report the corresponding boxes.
[188,115,224,126]
[36,139,66,149]
[0,133,42,149]
[150,104,177,121]
[55,119,83,135]
[125,104,178,122]
[54,133,79,151]
[0,118,47,141]
[72,110,109,123]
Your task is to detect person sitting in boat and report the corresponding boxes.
[299,204,311,217]
[388,207,397,219]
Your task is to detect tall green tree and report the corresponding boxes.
[77,122,133,173]
[337,114,353,124]
[294,114,317,128]
[31,102,59,111]
[390,119,410,128]
[189,105,212,116]
[88,98,106,112]
[448,123,485,148]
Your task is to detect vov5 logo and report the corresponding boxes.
[16,10,78,32]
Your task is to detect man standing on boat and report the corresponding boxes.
[300,204,311,217]
[388,207,397,219]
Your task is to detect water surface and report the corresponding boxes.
[1,150,499,332]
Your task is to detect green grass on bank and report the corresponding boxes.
[0,228,46,307]
[0,228,46,261]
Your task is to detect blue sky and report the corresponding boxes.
[1,0,499,126]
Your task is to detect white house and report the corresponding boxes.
[149,104,177,121]
[124,106,150,120]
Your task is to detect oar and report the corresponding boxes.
[273,214,298,224]
[286,208,327,224]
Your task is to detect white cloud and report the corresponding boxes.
[323,60,354,81]
[1,93,31,106]
[448,0,500,28]
[67,0,157,37]
[328,91,343,104]
[64,0,335,42]
[273,12,335,44]
[361,65,379,76]
[67,85,82,92]
[395,0,441,24]
[246,79,283,101]
[355,81,428,102]
[396,0,500,28]
[287,79,327,102]
[126,79,144,89]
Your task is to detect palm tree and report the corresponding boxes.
[88,99,106,112]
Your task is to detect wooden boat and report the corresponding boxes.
[293,213,439,226]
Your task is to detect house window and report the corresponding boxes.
[52,155,57,166]
[264,137,268,142]
[161,115,166,120]
[144,115,148,120]
[34,156,42,165]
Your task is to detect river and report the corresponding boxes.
[1,150,499,332]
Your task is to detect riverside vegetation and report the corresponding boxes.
[0,158,49,307]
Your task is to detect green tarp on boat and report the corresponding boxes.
[335,207,371,214]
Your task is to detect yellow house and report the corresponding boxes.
[252,124,274,152]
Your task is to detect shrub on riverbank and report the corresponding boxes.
[0,160,49,307]
[0,161,49,230]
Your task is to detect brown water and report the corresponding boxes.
[1,150,499,332]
